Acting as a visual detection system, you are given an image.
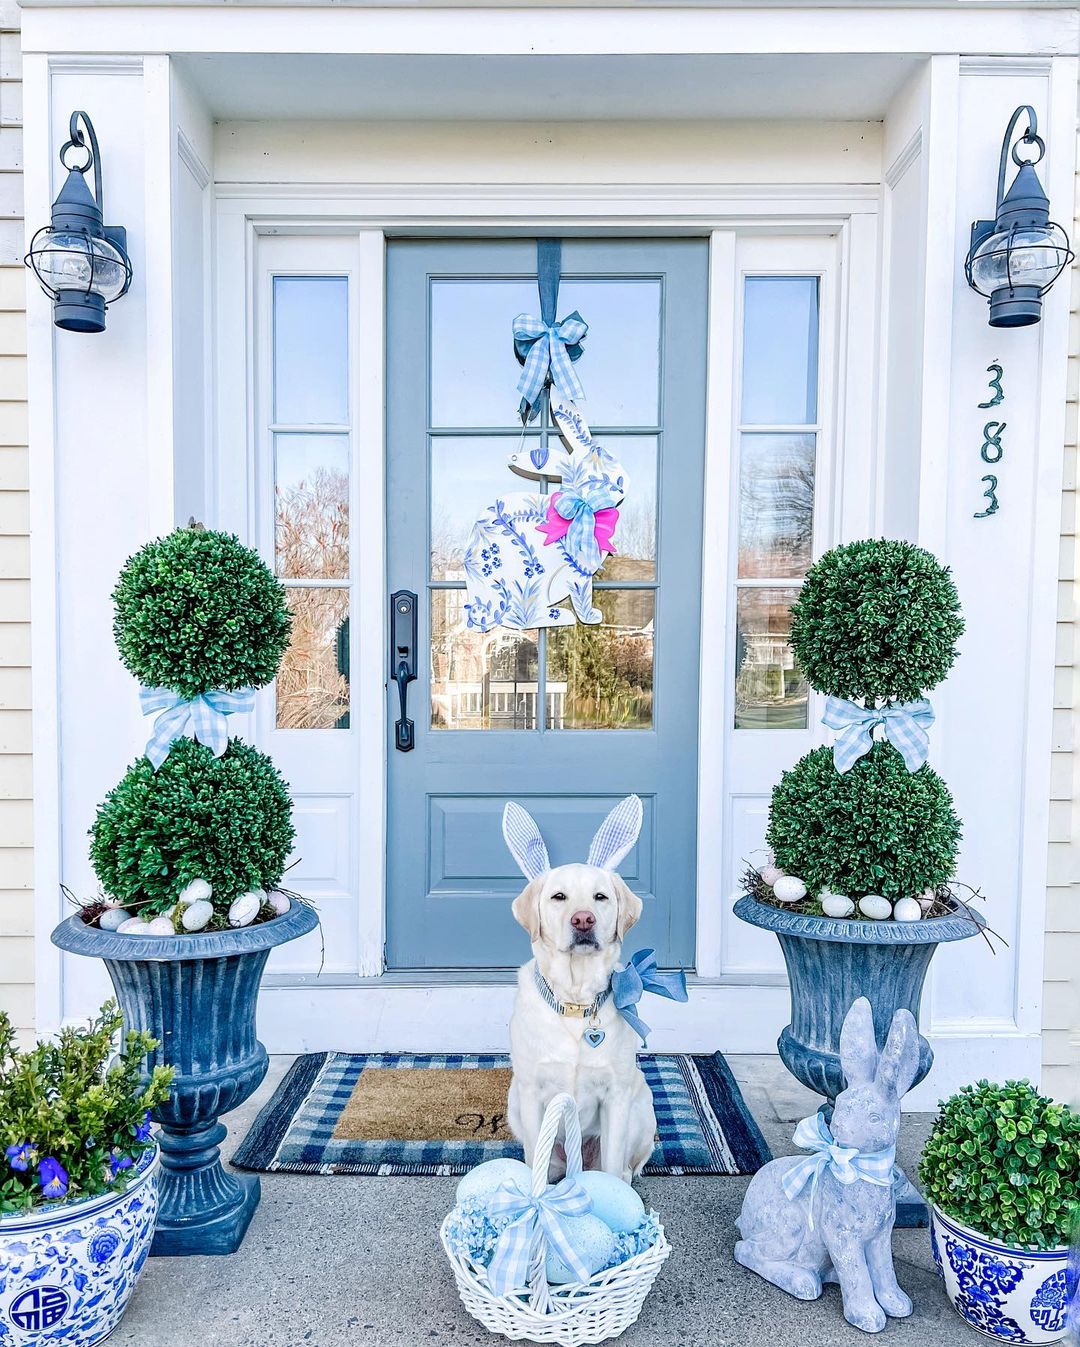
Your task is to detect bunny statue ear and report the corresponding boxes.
[502,802,551,881]
[587,795,644,871]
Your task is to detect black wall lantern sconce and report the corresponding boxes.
[24,112,132,334]
[965,105,1073,328]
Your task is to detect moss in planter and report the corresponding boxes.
[919,1080,1080,1251]
[766,741,961,899]
[789,538,964,703]
[89,738,295,917]
[112,527,291,700]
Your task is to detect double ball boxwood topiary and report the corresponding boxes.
[767,539,965,905]
[90,526,295,926]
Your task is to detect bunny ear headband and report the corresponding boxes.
[502,795,644,881]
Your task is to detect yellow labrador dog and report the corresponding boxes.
[503,797,657,1184]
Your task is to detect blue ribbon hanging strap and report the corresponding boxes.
[485,1177,593,1296]
[781,1112,895,1229]
[610,948,688,1047]
[822,696,935,774]
[139,687,255,770]
[513,239,587,427]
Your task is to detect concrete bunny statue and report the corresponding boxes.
[462,399,627,633]
[734,997,919,1334]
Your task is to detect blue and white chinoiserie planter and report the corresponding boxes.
[931,1204,1074,1344]
[0,1144,159,1347]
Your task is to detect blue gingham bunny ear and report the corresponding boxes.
[587,795,643,871]
[502,802,551,881]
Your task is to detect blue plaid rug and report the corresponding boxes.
[232,1052,771,1177]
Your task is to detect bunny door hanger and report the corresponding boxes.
[461,240,629,634]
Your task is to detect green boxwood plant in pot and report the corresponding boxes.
[920,1080,1080,1344]
[734,539,986,1225]
[52,526,318,1256]
[0,1003,173,1346]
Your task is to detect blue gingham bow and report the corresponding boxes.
[554,483,621,573]
[485,1177,593,1296]
[822,696,935,774]
[611,948,689,1047]
[139,687,255,770]
[781,1112,895,1229]
[513,312,588,418]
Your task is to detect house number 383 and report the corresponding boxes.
[974,362,1004,519]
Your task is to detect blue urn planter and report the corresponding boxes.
[52,902,318,1257]
[733,893,983,1227]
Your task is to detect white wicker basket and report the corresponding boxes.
[441,1092,671,1346]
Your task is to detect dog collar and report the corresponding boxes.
[532,964,611,1019]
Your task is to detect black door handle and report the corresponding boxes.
[390,590,418,752]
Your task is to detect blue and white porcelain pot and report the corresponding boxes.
[0,1143,158,1346]
[931,1203,1073,1343]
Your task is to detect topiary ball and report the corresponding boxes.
[766,742,961,899]
[789,539,964,703]
[112,528,291,700]
[89,738,295,919]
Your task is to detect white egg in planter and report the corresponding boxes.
[893,897,923,922]
[99,906,131,931]
[758,865,784,886]
[821,894,856,918]
[772,875,807,903]
[146,915,177,936]
[116,917,151,935]
[228,891,264,928]
[858,895,893,921]
[181,900,213,932]
[177,877,212,907]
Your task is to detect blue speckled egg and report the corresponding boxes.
[545,1214,616,1284]
[577,1171,645,1234]
[455,1158,531,1206]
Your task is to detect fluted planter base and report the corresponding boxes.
[734,893,984,1228]
[53,902,318,1257]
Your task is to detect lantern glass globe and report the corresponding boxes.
[969,225,1070,294]
[32,230,129,302]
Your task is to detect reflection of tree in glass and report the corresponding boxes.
[276,468,349,580]
[738,440,815,578]
[733,587,808,729]
[548,593,654,729]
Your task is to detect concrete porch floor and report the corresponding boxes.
[111,1055,975,1347]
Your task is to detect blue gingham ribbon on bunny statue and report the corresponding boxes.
[781,1112,895,1230]
[485,1177,593,1296]
[139,686,255,769]
[822,696,935,774]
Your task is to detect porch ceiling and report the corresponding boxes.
[174,52,921,121]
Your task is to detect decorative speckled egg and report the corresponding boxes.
[577,1171,645,1234]
[772,875,807,903]
[893,897,923,922]
[177,878,212,907]
[268,890,291,916]
[99,906,130,931]
[821,894,855,918]
[758,865,784,886]
[228,891,263,927]
[455,1158,531,1206]
[146,915,176,936]
[545,1214,615,1284]
[858,894,893,921]
[116,918,151,935]
[181,900,213,932]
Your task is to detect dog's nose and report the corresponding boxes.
[570,910,595,932]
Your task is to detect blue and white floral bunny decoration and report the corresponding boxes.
[463,399,627,633]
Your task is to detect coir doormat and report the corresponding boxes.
[232,1051,771,1177]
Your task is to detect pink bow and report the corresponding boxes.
[536,492,620,556]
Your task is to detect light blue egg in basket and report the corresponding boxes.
[545,1214,616,1285]
[455,1158,532,1206]
[577,1171,646,1234]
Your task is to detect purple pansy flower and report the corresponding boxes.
[38,1157,68,1199]
[5,1142,34,1171]
[134,1111,153,1144]
[109,1150,134,1179]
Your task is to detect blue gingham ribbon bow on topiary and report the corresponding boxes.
[139,687,256,769]
[485,1177,593,1296]
[611,948,689,1047]
[782,1112,895,1229]
[822,696,935,774]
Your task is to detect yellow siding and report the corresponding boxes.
[0,0,31,1038]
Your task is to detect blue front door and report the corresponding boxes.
[385,239,708,969]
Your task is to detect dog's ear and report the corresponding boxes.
[503,802,550,881]
[511,877,545,940]
[587,796,643,871]
[612,874,644,939]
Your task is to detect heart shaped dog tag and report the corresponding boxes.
[584,1028,605,1048]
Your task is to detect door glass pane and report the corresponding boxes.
[275,433,349,580]
[546,590,655,729]
[594,435,657,581]
[734,587,807,729]
[741,278,819,426]
[431,435,538,581]
[277,588,350,729]
[273,277,349,425]
[557,279,660,427]
[431,280,538,428]
[431,590,539,729]
[737,433,815,579]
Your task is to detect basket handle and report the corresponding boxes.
[524,1093,584,1313]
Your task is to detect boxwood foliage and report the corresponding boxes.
[112,528,291,700]
[766,742,960,898]
[89,738,295,917]
[789,538,964,703]
[919,1080,1080,1250]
